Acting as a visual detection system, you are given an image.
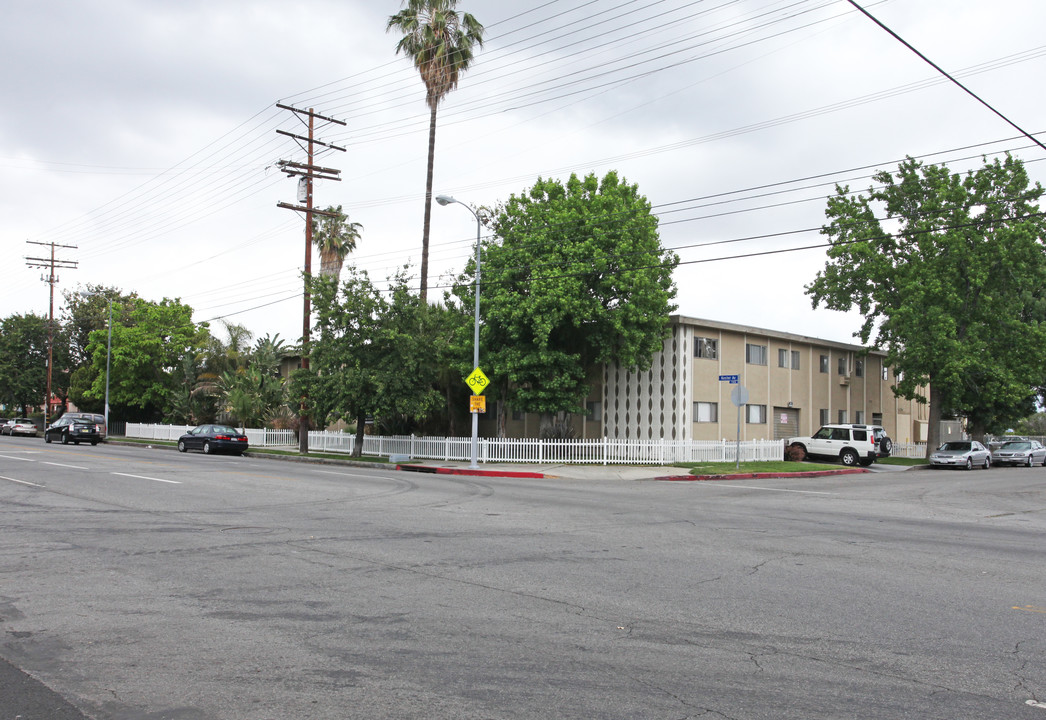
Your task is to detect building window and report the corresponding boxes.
[746,404,767,424]
[586,401,601,422]
[855,410,865,424]
[855,358,864,377]
[820,355,829,373]
[778,348,789,368]
[819,409,829,426]
[872,413,883,426]
[838,409,848,424]
[791,350,800,370]
[746,343,767,366]
[881,365,888,380]
[838,357,848,375]
[694,402,718,423]
[695,337,718,360]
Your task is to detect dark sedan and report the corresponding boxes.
[44,417,101,445]
[177,424,249,456]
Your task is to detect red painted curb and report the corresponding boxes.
[396,464,545,479]
[656,469,870,481]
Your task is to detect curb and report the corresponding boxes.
[655,468,870,481]
[397,464,546,479]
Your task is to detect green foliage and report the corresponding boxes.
[0,313,68,416]
[466,170,678,419]
[308,269,446,454]
[83,297,208,421]
[312,205,362,279]
[808,154,1046,446]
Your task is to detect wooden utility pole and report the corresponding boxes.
[25,241,77,427]
[276,104,345,454]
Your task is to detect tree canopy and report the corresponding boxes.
[808,155,1046,448]
[465,170,678,433]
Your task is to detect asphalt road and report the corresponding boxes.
[1,436,1044,719]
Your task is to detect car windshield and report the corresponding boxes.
[941,442,970,451]
[1001,441,1031,450]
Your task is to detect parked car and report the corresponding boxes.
[929,440,991,470]
[991,440,1046,467]
[177,424,249,456]
[3,418,38,437]
[786,423,885,467]
[987,436,1028,452]
[60,412,107,440]
[44,416,102,445]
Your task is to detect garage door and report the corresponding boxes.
[773,407,800,440]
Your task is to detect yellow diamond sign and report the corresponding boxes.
[465,367,489,395]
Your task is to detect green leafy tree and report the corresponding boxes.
[62,285,135,369]
[387,0,484,302]
[308,270,444,456]
[466,171,679,434]
[312,205,363,279]
[0,313,68,417]
[808,155,1046,449]
[82,298,208,421]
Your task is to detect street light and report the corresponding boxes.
[435,194,482,470]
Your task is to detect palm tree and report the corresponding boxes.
[312,205,363,279]
[387,0,484,302]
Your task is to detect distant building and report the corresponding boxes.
[485,315,930,444]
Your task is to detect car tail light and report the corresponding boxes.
[215,434,231,440]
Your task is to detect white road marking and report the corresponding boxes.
[1026,700,1046,709]
[112,472,181,485]
[715,484,835,495]
[0,475,44,487]
[43,462,89,470]
[0,454,36,462]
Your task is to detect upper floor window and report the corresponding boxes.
[695,337,718,360]
[746,343,767,366]
[838,357,848,375]
[855,358,864,377]
[820,355,829,373]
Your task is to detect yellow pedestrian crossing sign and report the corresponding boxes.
[466,367,489,395]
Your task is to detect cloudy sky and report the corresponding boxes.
[3,0,1045,349]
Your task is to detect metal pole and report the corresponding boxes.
[104,299,112,434]
[435,195,481,469]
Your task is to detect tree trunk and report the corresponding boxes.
[927,382,944,452]
[419,103,438,304]
[967,418,988,445]
[352,410,366,458]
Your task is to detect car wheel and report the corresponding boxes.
[1027,455,1035,468]
[203,441,212,454]
[983,456,990,469]
[44,434,52,444]
[858,458,873,467]
[73,439,80,445]
[177,440,187,453]
[965,457,973,471]
[61,432,70,445]
[840,449,859,466]
[880,437,893,455]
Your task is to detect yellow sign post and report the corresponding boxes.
[465,367,489,395]
[469,395,486,413]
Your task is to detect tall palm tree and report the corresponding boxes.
[311,205,363,279]
[387,0,484,302]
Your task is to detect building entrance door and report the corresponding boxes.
[773,407,799,440]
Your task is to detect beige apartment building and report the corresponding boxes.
[489,315,930,443]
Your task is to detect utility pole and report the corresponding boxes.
[276,104,345,454]
[26,241,77,427]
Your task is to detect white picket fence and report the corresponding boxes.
[891,442,928,459]
[125,423,784,465]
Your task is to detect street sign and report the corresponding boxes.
[470,395,486,413]
[718,374,739,384]
[730,385,749,407]
[465,367,489,395]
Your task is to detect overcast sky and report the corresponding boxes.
[3,0,1045,350]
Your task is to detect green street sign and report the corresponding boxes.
[465,367,489,395]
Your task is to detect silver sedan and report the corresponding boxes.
[929,441,991,470]
[991,440,1046,467]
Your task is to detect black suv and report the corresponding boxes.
[60,412,107,440]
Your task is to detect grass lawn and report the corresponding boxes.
[673,460,843,475]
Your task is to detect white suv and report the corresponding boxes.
[787,424,891,467]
